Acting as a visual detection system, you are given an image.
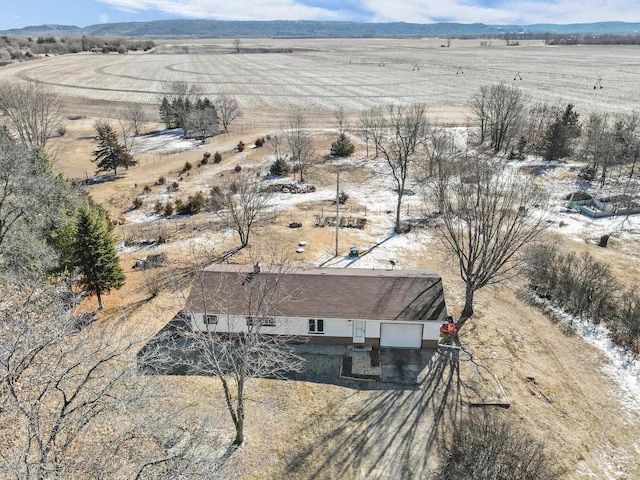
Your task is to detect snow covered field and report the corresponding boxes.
[2,40,639,119]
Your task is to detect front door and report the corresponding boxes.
[353,320,365,343]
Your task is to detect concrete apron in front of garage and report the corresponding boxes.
[291,344,436,385]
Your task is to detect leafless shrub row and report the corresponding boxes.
[525,244,640,353]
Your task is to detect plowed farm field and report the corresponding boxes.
[1,38,640,124]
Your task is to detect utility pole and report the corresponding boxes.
[335,171,340,257]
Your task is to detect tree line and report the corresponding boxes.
[158,81,241,140]
[0,35,155,62]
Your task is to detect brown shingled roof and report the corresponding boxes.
[184,264,447,321]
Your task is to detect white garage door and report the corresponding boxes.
[380,323,423,349]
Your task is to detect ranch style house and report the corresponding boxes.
[183,263,448,349]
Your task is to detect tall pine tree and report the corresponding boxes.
[75,206,124,309]
[543,104,580,161]
[92,123,136,176]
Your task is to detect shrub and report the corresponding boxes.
[234,164,242,173]
[170,181,179,191]
[338,191,349,204]
[183,161,192,172]
[255,138,264,148]
[200,152,211,166]
[610,290,640,353]
[142,185,152,194]
[154,201,164,214]
[57,124,67,137]
[157,175,166,185]
[237,141,245,152]
[132,197,143,209]
[178,192,206,215]
[433,411,564,480]
[214,151,222,163]
[578,165,596,182]
[330,133,355,157]
[208,186,224,211]
[164,202,174,216]
[269,158,290,176]
[525,245,614,321]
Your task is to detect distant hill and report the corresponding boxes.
[1,20,639,38]
[0,24,84,36]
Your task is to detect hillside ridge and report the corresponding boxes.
[1,20,640,38]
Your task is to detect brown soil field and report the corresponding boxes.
[2,39,640,479]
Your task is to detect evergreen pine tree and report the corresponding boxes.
[75,206,125,309]
[92,123,136,176]
[543,104,580,161]
[159,97,172,128]
[330,132,355,157]
[269,157,291,176]
[562,103,581,138]
[542,117,569,161]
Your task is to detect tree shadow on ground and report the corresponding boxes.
[284,349,463,480]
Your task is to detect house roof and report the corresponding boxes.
[184,264,447,321]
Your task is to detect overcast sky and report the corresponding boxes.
[2,0,640,30]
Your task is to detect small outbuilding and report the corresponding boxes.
[183,264,448,349]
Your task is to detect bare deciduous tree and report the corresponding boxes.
[0,80,61,151]
[268,130,288,163]
[233,39,241,54]
[187,105,219,143]
[285,109,315,183]
[215,94,241,132]
[468,84,489,145]
[469,83,528,153]
[434,157,548,326]
[0,281,222,479]
[334,106,348,135]
[113,103,147,154]
[420,126,459,181]
[124,102,147,136]
[213,174,273,247]
[180,259,305,446]
[371,103,429,233]
[360,107,384,158]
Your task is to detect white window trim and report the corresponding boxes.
[246,316,276,327]
[308,318,325,334]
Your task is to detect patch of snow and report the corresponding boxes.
[314,229,431,270]
[575,461,599,478]
[115,240,159,253]
[130,129,200,155]
[125,210,163,224]
[595,445,636,480]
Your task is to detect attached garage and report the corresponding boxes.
[380,323,423,349]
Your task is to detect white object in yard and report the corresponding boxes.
[296,247,305,253]
[380,323,423,348]
[298,241,307,246]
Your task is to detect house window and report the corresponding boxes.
[246,316,276,327]
[204,314,218,325]
[308,318,324,333]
